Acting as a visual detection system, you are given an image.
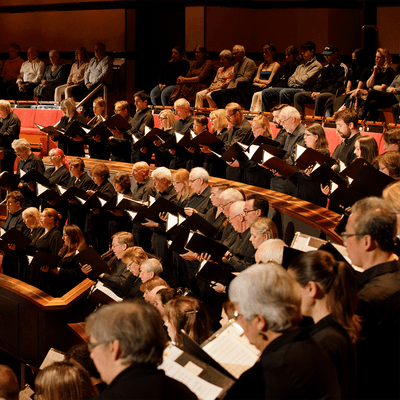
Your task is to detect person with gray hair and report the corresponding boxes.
[342,196,400,400]
[211,44,257,108]
[0,365,19,400]
[255,238,285,264]
[228,262,341,399]
[139,258,163,283]
[195,49,234,108]
[33,49,66,101]
[85,300,196,399]
[184,167,212,216]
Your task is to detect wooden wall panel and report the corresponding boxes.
[377,7,400,53]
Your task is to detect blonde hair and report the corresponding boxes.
[159,109,175,130]
[22,207,41,229]
[210,109,228,131]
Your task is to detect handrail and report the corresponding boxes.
[75,83,107,110]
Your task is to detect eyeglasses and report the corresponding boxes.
[341,232,363,240]
[228,213,241,223]
[219,201,233,210]
[243,208,256,214]
[225,111,237,120]
[189,178,199,184]
[280,117,292,124]
[172,181,182,185]
[87,340,109,352]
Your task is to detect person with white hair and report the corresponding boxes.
[139,258,163,283]
[228,262,341,399]
[255,238,285,264]
[33,49,66,101]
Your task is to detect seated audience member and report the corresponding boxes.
[164,296,210,347]
[334,48,370,112]
[236,43,280,110]
[211,45,257,109]
[249,217,279,250]
[288,250,361,399]
[342,197,400,400]
[71,42,113,116]
[296,123,330,207]
[239,114,272,188]
[169,45,215,106]
[265,41,322,111]
[40,224,87,297]
[65,344,105,393]
[223,102,254,182]
[35,361,98,400]
[129,90,154,164]
[358,48,396,121]
[87,98,110,160]
[108,100,133,163]
[140,276,168,303]
[54,97,87,156]
[0,43,24,99]
[0,100,21,175]
[383,127,400,152]
[33,50,66,101]
[113,246,149,299]
[150,46,190,106]
[269,106,305,196]
[85,231,134,289]
[294,44,348,117]
[195,49,234,109]
[353,134,379,165]
[85,163,116,253]
[85,300,197,399]
[254,238,285,264]
[66,157,96,232]
[169,98,194,170]
[228,262,341,399]
[376,150,400,180]
[7,46,45,100]
[0,364,20,400]
[253,45,301,113]
[54,46,89,102]
[205,109,229,178]
[154,109,175,167]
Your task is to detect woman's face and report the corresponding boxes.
[172,179,185,194]
[210,115,218,132]
[193,121,206,135]
[285,51,294,65]
[40,212,54,229]
[220,56,230,68]
[113,182,123,194]
[159,114,169,129]
[252,121,266,138]
[375,51,384,67]
[23,214,36,230]
[164,318,177,342]
[76,50,84,62]
[49,53,60,66]
[63,230,71,247]
[153,294,166,317]
[220,308,230,327]
[354,141,362,158]
[93,103,104,116]
[171,48,181,62]
[92,173,103,186]
[263,46,273,61]
[126,259,141,276]
[195,48,204,62]
[250,227,268,250]
[49,151,62,167]
[287,269,313,317]
[304,129,319,149]
[379,161,390,176]
[69,164,81,178]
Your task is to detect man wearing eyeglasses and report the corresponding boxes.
[342,197,400,400]
[224,102,253,182]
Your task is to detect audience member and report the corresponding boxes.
[211,45,257,108]
[169,45,214,106]
[33,49,66,101]
[195,49,234,109]
[294,44,348,117]
[85,300,196,399]
[54,46,89,102]
[150,46,190,106]
[0,43,24,99]
[7,46,45,100]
